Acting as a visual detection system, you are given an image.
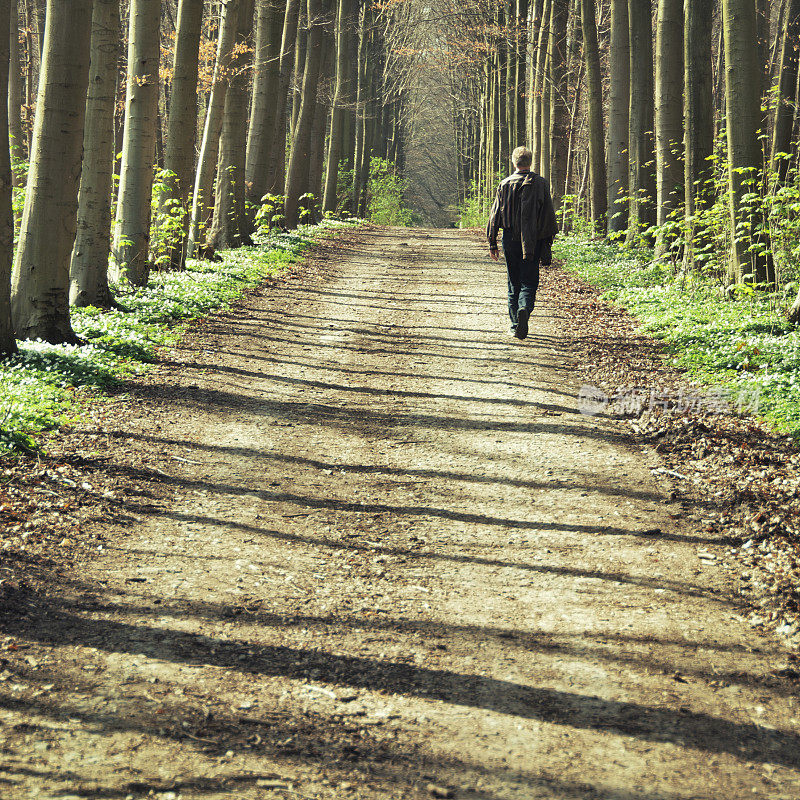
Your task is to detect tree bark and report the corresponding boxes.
[771,0,800,181]
[606,0,628,235]
[322,0,354,213]
[723,0,772,284]
[10,0,92,343]
[264,0,301,193]
[0,0,15,354]
[112,0,161,287]
[206,0,255,250]
[161,0,204,269]
[531,0,550,169]
[654,0,683,255]
[684,0,714,267]
[187,0,239,256]
[69,0,119,308]
[245,0,286,217]
[548,0,568,209]
[284,0,331,227]
[8,0,24,176]
[581,0,606,229]
[626,0,656,245]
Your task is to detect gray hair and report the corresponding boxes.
[512,146,533,170]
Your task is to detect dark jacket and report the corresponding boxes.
[486,170,558,264]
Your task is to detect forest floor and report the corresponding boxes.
[1,227,800,799]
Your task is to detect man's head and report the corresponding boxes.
[512,146,533,171]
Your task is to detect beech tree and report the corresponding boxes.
[581,0,606,229]
[722,0,771,284]
[0,0,15,355]
[626,0,655,244]
[206,0,255,251]
[112,0,161,287]
[161,0,204,269]
[188,0,240,256]
[606,0,629,235]
[654,0,683,256]
[10,0,93,343]
[70,0,120,309]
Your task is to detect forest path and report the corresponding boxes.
[3,227,800,799]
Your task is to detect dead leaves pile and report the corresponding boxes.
[546,264,800,650]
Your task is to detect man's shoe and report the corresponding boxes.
[508,325,517,336]
[515,308,530,340]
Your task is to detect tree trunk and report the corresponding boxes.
[161,0,203,269]
[626,0,656,245]
[187,0,239,256]
[771,0,800,181]
[531,0,551,168]
[284,0,330,227]
[723,0,772,284]
[684,0,714,267]
[264,0,301,193]
[548,0,568,210]
[654,0,683,256]
[10,0,92,343]
[290,5,307,137]
[245,0,286,217]
[112,0,161,287]
[8,0,24,175]
[581,0,606,229]
[539,27,551,177]
[525,0,544,147]
[206,0,255,251]
[322,0,354,213]
[0,0,14,354]
[308,33,333,208]
[606,0,628,235]
[515,0,528,147]
[69,0,119,308]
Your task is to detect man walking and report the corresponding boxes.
[487,146,558,340]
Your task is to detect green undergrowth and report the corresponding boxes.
[556,233,800,437]
[0,220,359,452]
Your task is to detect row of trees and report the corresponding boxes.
[442,0,800,317]
[0,0,417,354]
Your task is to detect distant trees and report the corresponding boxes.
[0,0,14,355]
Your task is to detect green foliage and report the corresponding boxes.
[254,193,286,235]
[0,219,359,453]
[556,233,800,437]
[456,181,489,228]
[150,169,187,269]
[366,158,418,226]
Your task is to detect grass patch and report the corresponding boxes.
[0,220,359,452]
[555,233,800,437]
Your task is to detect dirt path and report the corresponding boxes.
[2,227,800,799]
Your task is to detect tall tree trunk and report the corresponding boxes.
[515,0,528,147]
[322,0,354,213]
[187,0,239,256]
[351,1,368,211]
[654,0,683,256]
[245,0,286,217]
[10,0,92,343]
[162,0,203,269]
[539,27,551,177]
[606,0,628,235]
[626,0,655,245]
[264,0,301,193]
[308,34,333,209]
[0,0,15,354]
[723,0,772,284]
[69,0,119,308]
[206,0,255,250]
[285,0,331,227]
[498,2,510,170]
[525,0,544,147]
[290,6,307,137]
[581,0,606,229]
[531,0,551,168]
[771,0,800,181]
[112,0,161,287]
[548,0,568,209]
[8,0,24,176]
[684,0,714,267]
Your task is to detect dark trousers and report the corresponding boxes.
[503,233,541,327]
